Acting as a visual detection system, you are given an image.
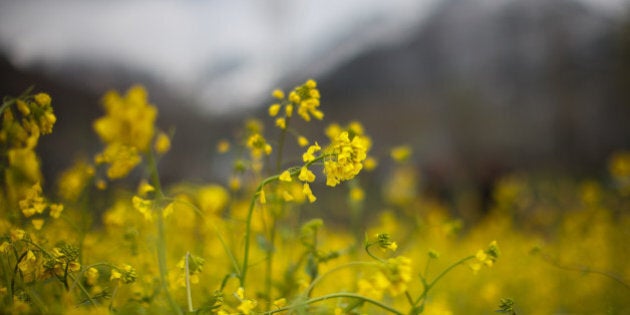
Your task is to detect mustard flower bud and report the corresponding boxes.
[268,103,281,117]
[154,131,171,154]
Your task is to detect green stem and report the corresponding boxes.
[239,155,326,288]
[413,255,475,306]
[263,292,403,315]
[240,175,279,288]
[147,150,182,315]
[185,252,193,312]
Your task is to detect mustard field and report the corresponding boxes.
[1,82,628,314]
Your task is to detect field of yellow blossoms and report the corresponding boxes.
[0,81,629,314]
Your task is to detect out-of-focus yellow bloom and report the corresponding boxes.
[7,147,42,183]
[268,103,281,117]
[132,196,153,221]
[471,241,500,272]
[31,219,44,230]
[382,256,413,296]
[364,156,378,171]
[285,104,294,117]
[10,229,25,242]
[137,180,155,197]
[235,287,257,314]
[109,264,136,284]
[93,85,156,151]
[390,145,412,163]
[229,176,241,191]
[272,89,285,99]
[281,190,294,202]
[17,250,37,276]
[247,133,272,158]
[94,143,141,179]
[34,93,51,107]
[349,186,365,202]
[297,135,309,147]
[275,117,286,129]
[19,182,46,218]
[93,86,157,179]
[154,131,171,154]
[86,267,99,286]
[197,185,229,213]
[57,159,94,201]
[303,183,317,203]
[217,139,231,153]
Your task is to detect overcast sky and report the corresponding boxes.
[0,0,628,113]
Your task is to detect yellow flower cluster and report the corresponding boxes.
[358,256,413,298]
[470,241,500,272]
[323,131,369,187]
[18,182,64,229]
[93,85,157,179]
[1,89,57,210]
[0,91,56,149]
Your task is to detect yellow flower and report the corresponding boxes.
[285,104,294,117]
[259,189,267,204]
[303,183,317,203]
[272,89,285,99]
[364,156,378,171]
[10,229,25,242]
[132,196,153,221]
[297,136,309,147]
[57,159,94,201]
[235,287,257,314]
[86,267,99,286]
[16,100,30,115]
[95,143,142,179]
[111,264,136,284]
[93,85,157,151]
[18,182,46,218]
[275,117,286,129]
[154,131,171,154]
[268,103,281,117]
[34,93,52,107]
[298,166,316,183]
[282,190,294,202]
[217,139,231,153]
[137,180,155,197]
[0,242,11,253]
[323,132,368,187]
[286,79,322,122]
[390,145,412,163]
[197,185,229,213]
[349,187,365,202]
[18,250,37,274]
[302,142,321,162]
[279,170,293,182]
[110,269,122,281]
[247,133,272,158]
[31,219,44,230]
[382,256,413,296]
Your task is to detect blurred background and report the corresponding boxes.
[1,0,630,215]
